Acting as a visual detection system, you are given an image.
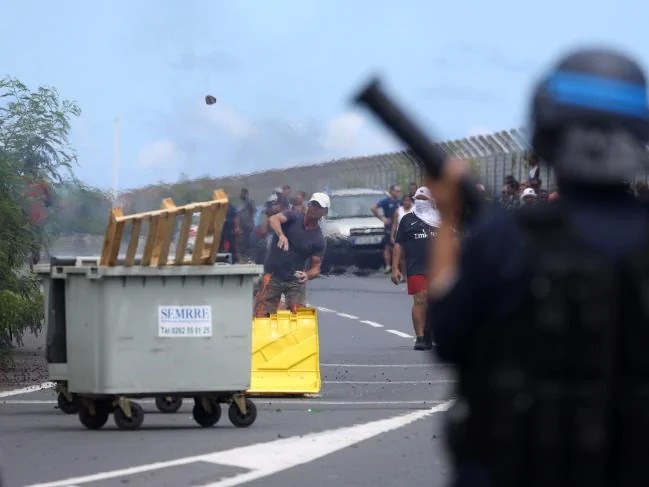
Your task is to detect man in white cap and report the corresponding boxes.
[254,192,330,317]
[520,187,537,206]
[391,186,440,350]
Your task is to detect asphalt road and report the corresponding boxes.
[0,273,456,487]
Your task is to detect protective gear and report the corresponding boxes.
[413,186,441,227]
[529,48,649,185]
[447,202,649,486]
[413,199,441,228]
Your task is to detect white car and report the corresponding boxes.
[319,188,388,272]
[186,214,214,255]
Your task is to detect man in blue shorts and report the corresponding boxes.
[371,184,402,273]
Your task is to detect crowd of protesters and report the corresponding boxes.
[218,184,324,315]
[491,174,558,210]
[222,170,649,318]
[487,174,649,211]
[219,184,310,265]
[470,153,649,209]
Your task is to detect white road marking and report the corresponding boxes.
[0,382,54,398]
[25,452,227,487]
[1,398,449,406]
[321,363,438,367]
[0,398,450,406]
[360,320,383,328]
[313,304,423,342]
[24,400,453,487]
[268,400,447,406]
[200,401,454,487]
[336,312,359,319]
[324,380,454,385]
[386,329,414,339]
[1,400,57,405]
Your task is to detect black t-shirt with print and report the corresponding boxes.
[264,210,326,281]
[395,212,438,277]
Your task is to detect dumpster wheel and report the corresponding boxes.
[155,396,183,414]
[78,401,112,430]
[57,392,79,415]
[228,398,257,428]
[192,397,222,427]
[114,400,145,430]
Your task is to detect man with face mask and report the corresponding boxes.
[392,187,440,350]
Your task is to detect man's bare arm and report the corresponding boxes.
[306,255,322,280]
[428,220,460,297]
[391,214,399,242]
[268,212,289,236]
[392,242,402,271]
[370,204,387,224]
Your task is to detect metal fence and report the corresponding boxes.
[172,128,559,203]
[123,125,649,207]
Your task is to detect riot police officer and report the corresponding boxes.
[426,48,649,486]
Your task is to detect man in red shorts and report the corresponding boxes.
[391,186,440,350]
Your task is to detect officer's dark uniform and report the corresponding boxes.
[428,49,649,486]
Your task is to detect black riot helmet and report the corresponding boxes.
[529,48,649,186]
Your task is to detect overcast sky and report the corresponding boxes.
[2,0,647,191]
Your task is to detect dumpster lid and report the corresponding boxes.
[55,263,264,278]
[33,255,263,278]
[98,264,264,277]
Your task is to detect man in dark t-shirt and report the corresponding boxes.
[254,192,329,317]
[392,186,440,350]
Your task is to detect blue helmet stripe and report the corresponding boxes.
[547,70,649,119]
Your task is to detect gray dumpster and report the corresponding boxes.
[35,258,263,430]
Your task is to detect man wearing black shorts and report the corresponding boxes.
[254,193,329,317]
[391,186,440,350]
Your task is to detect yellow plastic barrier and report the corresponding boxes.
[248,308,321,395]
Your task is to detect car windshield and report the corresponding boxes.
[327,194,383,219]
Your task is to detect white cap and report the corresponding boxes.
[414,186,432,199]
[309,192,330,209]
[267,193,278,203]
[521,187,536,199]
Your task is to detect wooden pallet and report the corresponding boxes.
[99,189,230,267]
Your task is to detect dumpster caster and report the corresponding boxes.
[155,396,183,414]
[114,401,145,430]
[192,398,222,427]
[57,392,79,415]
[228,398,257,428]
[78,401,111,430]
